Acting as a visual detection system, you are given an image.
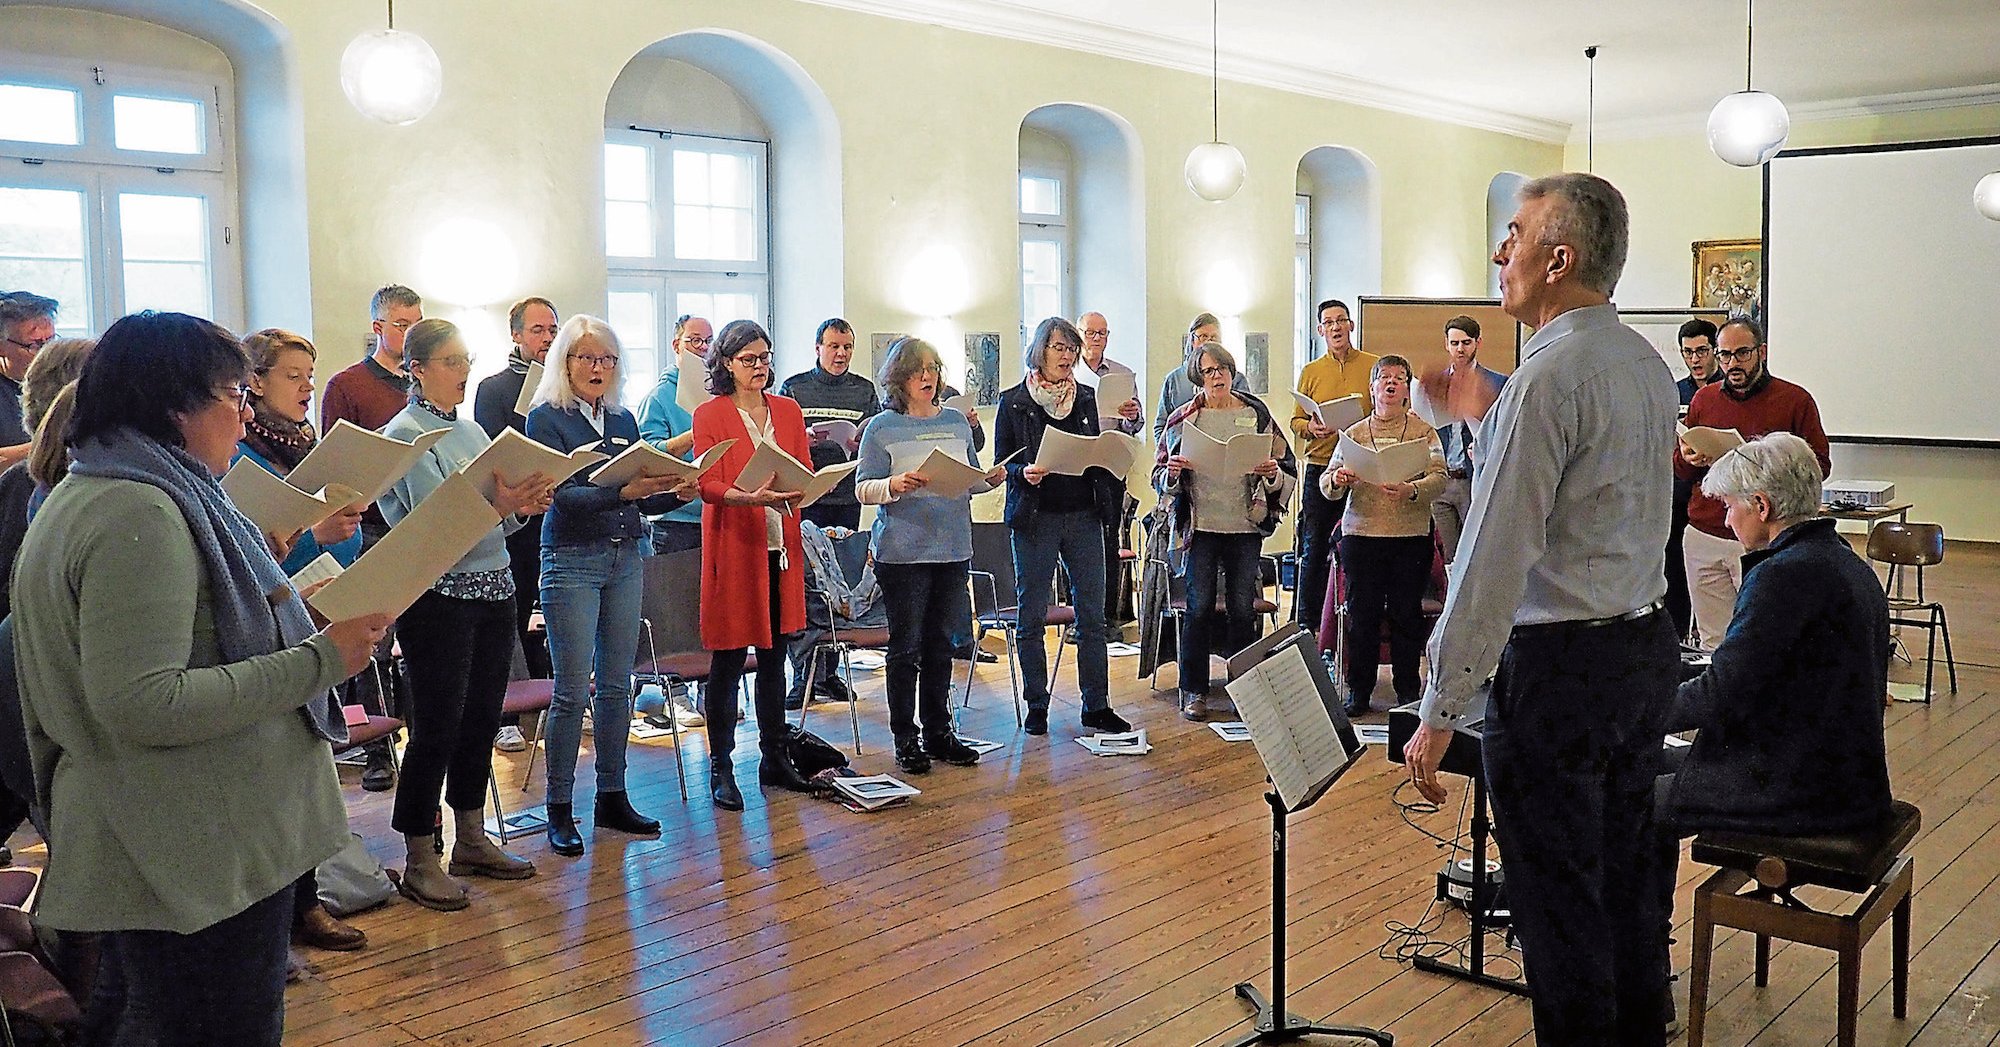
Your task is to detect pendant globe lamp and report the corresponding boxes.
[340,0,443,126]
[1707,0,1789,166]
[1976,172,2000,221]
[1184,0,1245,202]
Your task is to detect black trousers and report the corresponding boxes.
[708,552,792,763]
[1338,532,1432,702]
[83,883,294,1047]
[1664,477,1694,644]
[877,560,969,744]
[1482,610,1677,1047]
[1296,463,1339,629]
[391,590,515,835]
[1178,531,1263,695]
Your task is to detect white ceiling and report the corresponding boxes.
[803,0,2000,142]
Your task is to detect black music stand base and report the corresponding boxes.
[1225,791,1392,1047]
[1408,774,1529,998]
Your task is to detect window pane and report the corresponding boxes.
[606,291,655,350]
[113,95,205,154]
[1020,175,1061,217]
[673,150,711,205]
[0,84,80,146]
[1295,195,1311,239]
[604,143,650,202]
[710,293,756,326]
[1022,239,1062,285]
[123,260,210,317]
[0,186,88,329]
[709,153,750,208]
[604,201,653,258]
[119,194,207,261]
[673,204,711,259]
[675,292,713,323]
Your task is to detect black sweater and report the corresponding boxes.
[1664,517,1894,835]
[993,382,1121,530]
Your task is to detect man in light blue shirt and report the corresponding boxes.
[636,315,711,556]
[1403,174,1679,1047]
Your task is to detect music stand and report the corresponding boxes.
[1221,626,1393,1046]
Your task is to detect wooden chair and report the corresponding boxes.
[1685,800,1921,1047]
[1866,522,1957,701]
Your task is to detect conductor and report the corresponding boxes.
[1401,174,1681,1047]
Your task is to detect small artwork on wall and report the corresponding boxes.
[964,331,1002,406]
[1691,238,1762,320]
[1243,332,1270,394]
[871,332,905,357]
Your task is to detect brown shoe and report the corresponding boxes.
[1182,693,1209,722]
[293,904,367,952]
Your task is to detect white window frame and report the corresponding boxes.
[0,53,240,333]
[1294,193,1313,369]
[1018,165,1071,340]
[604,127,771,395]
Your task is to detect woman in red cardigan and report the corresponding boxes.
[692,319,812,810]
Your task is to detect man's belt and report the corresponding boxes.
[1510,599,1665,639]
[1446,467,1471,480]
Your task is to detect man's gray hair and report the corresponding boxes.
[0,290,59,326]
[370,284,422,320]
[1520,173,1628,297]
[1702,432,1823,521]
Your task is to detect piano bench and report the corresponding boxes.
[1683,800,1921,1047]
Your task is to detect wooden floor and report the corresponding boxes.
[29,540,2000,1046]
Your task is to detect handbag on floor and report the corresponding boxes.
[316,833,395,917]
[785,725,849,776]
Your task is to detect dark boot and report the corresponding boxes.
[360,742,396,792]
[545,802,583,857]
[593,790,660,836]
[711,765,744,811]
[758,748,813,792]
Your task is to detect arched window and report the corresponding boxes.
[603,31,841,403]
[1295,146,1381,371]
[1016,104,1145,388]
[0,4,302,334]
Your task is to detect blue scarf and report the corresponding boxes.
[67,427,346,744]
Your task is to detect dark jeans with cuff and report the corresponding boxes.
[878,560,970,743]
[1177,531,1263,695]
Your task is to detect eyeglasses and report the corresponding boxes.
[1681,346,1714,358]
[1318,318,1353,329]
[5,336,51,352]
[1048,341,1080,354]
[912,363,941,376]
[1198,365,1231,378]
[570,353,620,370]
[522,325,558,337]
[215,384,251,411]
[421,354,472,371]
[1713,347,1760,364]
[730,352,773,367]
[382,318,419,331]
[1082,330,1109,339]
[680,334,713,349]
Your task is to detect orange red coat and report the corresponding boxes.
[693,393,809,650]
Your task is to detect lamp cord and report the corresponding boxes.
[1745,0,1755,92]
[387,0,395,30]
[1585,46,1598,172]
[1210,0,1219,141]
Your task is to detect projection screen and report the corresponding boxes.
[1764,137,2000,445]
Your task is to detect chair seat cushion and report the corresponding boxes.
[829,627,892,649]
[1691,800,1922,893]
[338,715,404,752]
[981,606,1077,629]
[638,653,713,681]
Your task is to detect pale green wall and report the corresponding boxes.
[1569,105,2000,540]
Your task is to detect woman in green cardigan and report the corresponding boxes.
[11,311,389,1046]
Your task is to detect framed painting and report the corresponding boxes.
[1242,332,1270,394]
[964,331,1002,405]
[1691,238,1762,318]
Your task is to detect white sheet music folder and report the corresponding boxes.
[1225,625,1364,812]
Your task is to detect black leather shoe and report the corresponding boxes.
[894,736,932,775]
[545,802,584,857]
[758,752,814,792]
[816,675,856,704]
[783,691,805,711]
[1344,696,1372,719]
[1080,707,1131,733]
[924,731,981,767]
[1023,707,1049,736]
[360,744,396,792]
[593,790,660,836]
[711,767,744,811]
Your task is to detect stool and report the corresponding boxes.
[1685,800,1921,1047]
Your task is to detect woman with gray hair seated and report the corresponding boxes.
[1660,431,1893,837]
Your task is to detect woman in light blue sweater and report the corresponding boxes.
[379,319,553,909]
[854,337,1004,774]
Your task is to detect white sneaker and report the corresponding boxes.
[672,701,705,728]
[493,726,527,753]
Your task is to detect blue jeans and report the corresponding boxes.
[1011,509,1108,712]
[1179,531,1263,694]
[540,539,644,806]
[84,883,293,1047]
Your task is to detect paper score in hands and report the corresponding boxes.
[1032,428,1141,480]
[307,474,502,622]
[221,459,364,539]
[1334,431,1432,487]
[458,428,606,503]
[513,361,544,417]
[284,420,449,506]
[1293,392,1366,433]
[732,441,860,510]
[1181,425,1271,477]
[590,438,736,490]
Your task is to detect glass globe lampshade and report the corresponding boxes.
[1976,172,2000,221]
[1706,90,1790,167]
[340,28,442,126]
[1185,141,1247,202]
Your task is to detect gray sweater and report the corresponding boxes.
[379,403,524,578]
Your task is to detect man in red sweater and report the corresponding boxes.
[318,283,422,790]
[1675,317,1830,648]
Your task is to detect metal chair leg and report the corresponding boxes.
[842,646,862,755]
[1006,626,1022,726]
[486,771,513,843]
[519,709,545,792]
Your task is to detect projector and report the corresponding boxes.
[1822,479,1896,508]
[1436,857,1510,925]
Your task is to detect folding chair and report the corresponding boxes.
[631,548,708,798]
[486,679,554,842]
[1318,531,1449,704]
[966,521,1074,725]
[796,527,890,754]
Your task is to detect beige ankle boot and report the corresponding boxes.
[448,811,537,880]
[397,836,469,911]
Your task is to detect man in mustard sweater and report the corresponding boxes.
[1290,299,1378,632]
